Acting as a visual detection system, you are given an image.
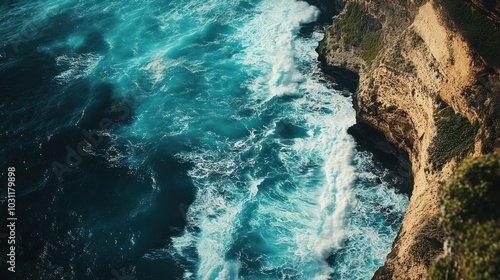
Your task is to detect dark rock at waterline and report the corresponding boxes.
[348,122,413,196]
[318,62,360,93]
[315,42,360,93]
[310,0,411,195]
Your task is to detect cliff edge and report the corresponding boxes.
[316,0,500,278]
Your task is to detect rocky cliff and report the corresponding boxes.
[316,0,500,278]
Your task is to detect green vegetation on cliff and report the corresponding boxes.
[430,153,500,280]
[441,0,500,67]
[429,99,479,169]
[440,0,500,153]
[334,2,381,64]
[429,256,458,280]
[360,32,382,65]
[410,216,445,267]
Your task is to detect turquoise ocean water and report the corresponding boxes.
[0,0,408,279]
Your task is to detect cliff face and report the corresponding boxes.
[317,0,500,278]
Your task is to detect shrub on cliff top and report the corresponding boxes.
[429,256,459,280]
[440,153,500,280]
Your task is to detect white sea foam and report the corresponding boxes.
[235,0,320,100]
[54,53,102,84]
[170,1,360,278]
[164,1,408,279]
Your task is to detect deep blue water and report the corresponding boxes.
[0,0,408,279]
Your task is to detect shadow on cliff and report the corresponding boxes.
[348,122,414,196]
